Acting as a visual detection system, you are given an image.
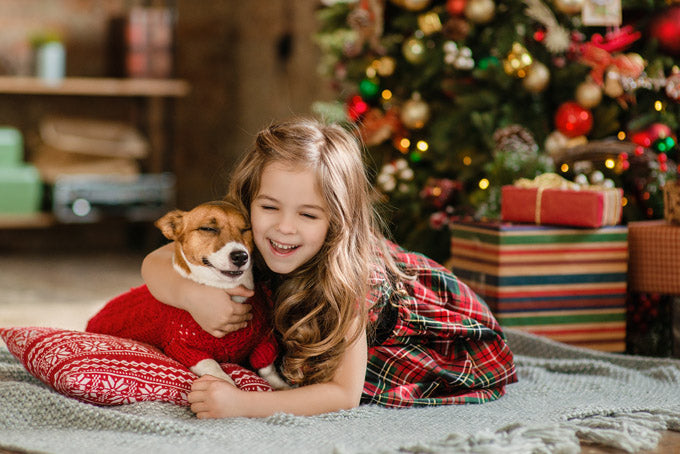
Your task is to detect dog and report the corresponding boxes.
[86,200,288,389]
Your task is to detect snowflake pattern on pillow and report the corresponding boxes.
[0,327,272,406]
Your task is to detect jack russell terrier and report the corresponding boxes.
[87,200,288,389]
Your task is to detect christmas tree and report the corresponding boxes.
[314,0,680,262]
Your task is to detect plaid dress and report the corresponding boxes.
[362,242,517,407]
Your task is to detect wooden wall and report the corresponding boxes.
[173,0,333,206]
[0,0,334,210]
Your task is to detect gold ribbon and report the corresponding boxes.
[514,173,616,225]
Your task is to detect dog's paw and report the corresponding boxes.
[191,359,236,386]
[258,364,291,390]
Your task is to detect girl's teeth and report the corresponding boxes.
[271,240,297,250]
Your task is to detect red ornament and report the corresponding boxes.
[533,29,546,43]
[631,130,654,147]
[446,0,467,16]
[346,94,369,122]
[554,101,593,138]
[646,123,672,141]
[650,6,680,56]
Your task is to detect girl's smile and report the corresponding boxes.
[250,162,330,275]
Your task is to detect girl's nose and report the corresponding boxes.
[276,213,296,234]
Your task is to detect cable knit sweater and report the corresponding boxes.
[86,285,278,371]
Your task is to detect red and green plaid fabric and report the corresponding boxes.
[362,242,517,407]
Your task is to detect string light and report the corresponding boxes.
[617,131,626,140]
[381,89,392,100]
[416,140,429,151]
[654,100,663,111]
[605,159,615,169]
[463,156,472,165]
[479,178,490,190]
[560,163,569,172]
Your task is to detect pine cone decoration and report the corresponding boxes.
[443,17,471,42]
[493,124,538,156]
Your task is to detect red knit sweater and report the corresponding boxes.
[86,285,278,370]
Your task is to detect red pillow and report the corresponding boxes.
[0,327,272,406]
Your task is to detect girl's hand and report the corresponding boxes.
[181,283,254,338]
[188,375,246,419]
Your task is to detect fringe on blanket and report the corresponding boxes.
[391,409,680,454]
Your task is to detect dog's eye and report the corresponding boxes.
[198,226,219,234]
[240,228,251,234]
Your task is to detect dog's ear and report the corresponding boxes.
[155,210,186,241]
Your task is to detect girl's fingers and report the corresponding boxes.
[191,374,220,390]
[190,402,209,414]
[211,321,249,338]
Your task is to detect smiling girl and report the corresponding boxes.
[141,117,516,418]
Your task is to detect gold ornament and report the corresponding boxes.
[401,92,430,129]
[575,80,602,108]
[503,42,533,77]
[544,130,569,156]
[603,69,624,98]
[373,56,396,77]
[554,0,584,14]
[402,36,426,64]
[464,0,495,24]
[400,0,431,11]
[418,11,443,35]
[522,61,550,93]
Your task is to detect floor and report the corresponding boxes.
[0,250,678,453]
[0,250,144,341]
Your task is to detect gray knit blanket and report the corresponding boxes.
[1,329,679,454]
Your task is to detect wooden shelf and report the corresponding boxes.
[0,76,190,97]
[0,213,56,229]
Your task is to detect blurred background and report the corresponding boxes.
[0,0,330,253]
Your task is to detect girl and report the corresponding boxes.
[142,118,516,418]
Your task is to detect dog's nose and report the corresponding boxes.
[230,250,249,267]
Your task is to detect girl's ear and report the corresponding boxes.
[154,210,186,241]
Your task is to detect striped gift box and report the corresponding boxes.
[448,222,628,352]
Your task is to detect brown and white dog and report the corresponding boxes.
[87,200,288,389]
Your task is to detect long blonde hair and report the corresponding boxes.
[227,117,402,385]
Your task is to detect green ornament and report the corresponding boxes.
[409,151,423,162]
[654,137,675,153]
[477,56,500,70]
[359,78,380,99]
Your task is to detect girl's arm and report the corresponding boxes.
[141,243,253,337]
[188,318,368,417]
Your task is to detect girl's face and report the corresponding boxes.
[250,161,330,275]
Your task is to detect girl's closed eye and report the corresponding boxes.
[301,212,318,220]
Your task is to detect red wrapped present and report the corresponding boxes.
[501,174,623,228]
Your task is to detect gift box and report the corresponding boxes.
[448,222,628,352]
[0,165,43,214]
[627,220,680,295]
[626,292,680,358]
[0,127,24,167]
[501,185,623,228]
[664,181,680,225]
